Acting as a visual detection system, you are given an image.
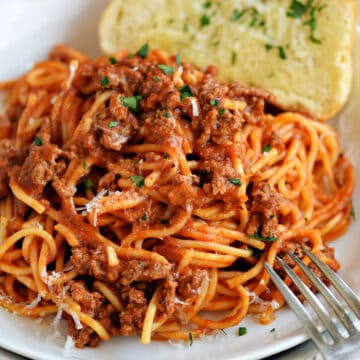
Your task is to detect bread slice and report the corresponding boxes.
[99,0,358,120]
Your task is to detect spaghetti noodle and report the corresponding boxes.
[0,44,354,347]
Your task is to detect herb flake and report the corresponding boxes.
[263,144,271,153]
[175,53,181,67]
[100,76,110,87]
[210,98,219,106]
[164,153,170,159]
[231,51,237,65]
[351,200,356,221]
[179,84,193,101]
[157,64,174,75]
[200,14,211,28]
[34,136,43,146]
[84,179,93,189]
[249,232,278,242]
[228,178,241,186]
[238,327,247,336]
[189,332,193,346]
[108,121,118,128]
[130,175,145,189]
[218,108,225,115]
[203,1,212,9]
[153,75,161,83]
[141,214,148,221]
[109,57,117,65]
[136,43,149,58]
[120,95,143,113]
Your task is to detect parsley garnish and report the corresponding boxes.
[153,75,161,83]
[179,84,193,101]
[141,214,148,221]
[108,57,117,65]
[82,161,87,169]
[231,51,237,65]
[228,178,241,186]
[120,95,143,113]
[210,98,219,106]
[100,76,110,87]
[200,14,211,28]
[218,108,225,115]
[265,44,287,60]
[278,46,287,60]
[304,216,309,222]
[249,232,278,242]
[175,53,181,67]
[230,9,242,21]
[250,247,264,258]
[189,332,193,346]
[303,6,321,44]
[183,23,189,32]
[162,112,171,118]
[203,1,212,9]
[157,64,174,75]
[130,175,145,188]
[34,136,43,146]
[84,179,93,189]
[164,153,170,159]
[136,43,149,58]
[351,200,355,221]
[108,121,118,128]
[238,327,247,336]
[286,0,308,18]
[270,328,276,333]
[263,144,271,152]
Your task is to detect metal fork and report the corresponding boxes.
[264,247,360,360]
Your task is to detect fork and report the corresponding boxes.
[264,247,360,360]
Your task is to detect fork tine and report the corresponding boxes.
[264,262,326,347]
[276,256,343,342]
[303,247,360,319]
[289,251,358,335]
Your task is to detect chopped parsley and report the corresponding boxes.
[230,9,242,21]
[263,144,271,153]
[84,179,93,189]
[286,0,308,18]
[286,0,324,44]
[100,76,110,87]
[203,1,212,9]
[141,213,148,221]
[108,57,117,65]
[270,328,276,333]
[153,75,161,82]
[200,14,211,28]
[304,216,309,222]
[34,135,43,146]
[130,175,145,188]
[164,153,170,159]
[218,108,225,115]
[189,332,193,346]
[228,178,241,186]
[175,53,181,67]
[231,51,237,65]
[82,161,87,170]
[249,232,278,242]
[303,6,321,44]
[120,95,143,113]
[210,98,219,106]
[250,247,264,258]
[269,214,275,219]
[238,327,247,336]
[108,121,118,128]
[162,112,171,118]
[179,84,193,101]
[351,200,355,221]
[265,44,287,60]
[157,64,174,75]
[160,219,169,224]
[278,46,287,60]
[183,23,189,32]
[136,43,149,58]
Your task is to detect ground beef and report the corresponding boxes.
[71,245,171,284]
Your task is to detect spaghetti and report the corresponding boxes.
[0,44,354,347]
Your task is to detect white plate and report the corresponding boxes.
[0,2,359,359]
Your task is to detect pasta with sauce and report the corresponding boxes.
[0,44,354,347]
